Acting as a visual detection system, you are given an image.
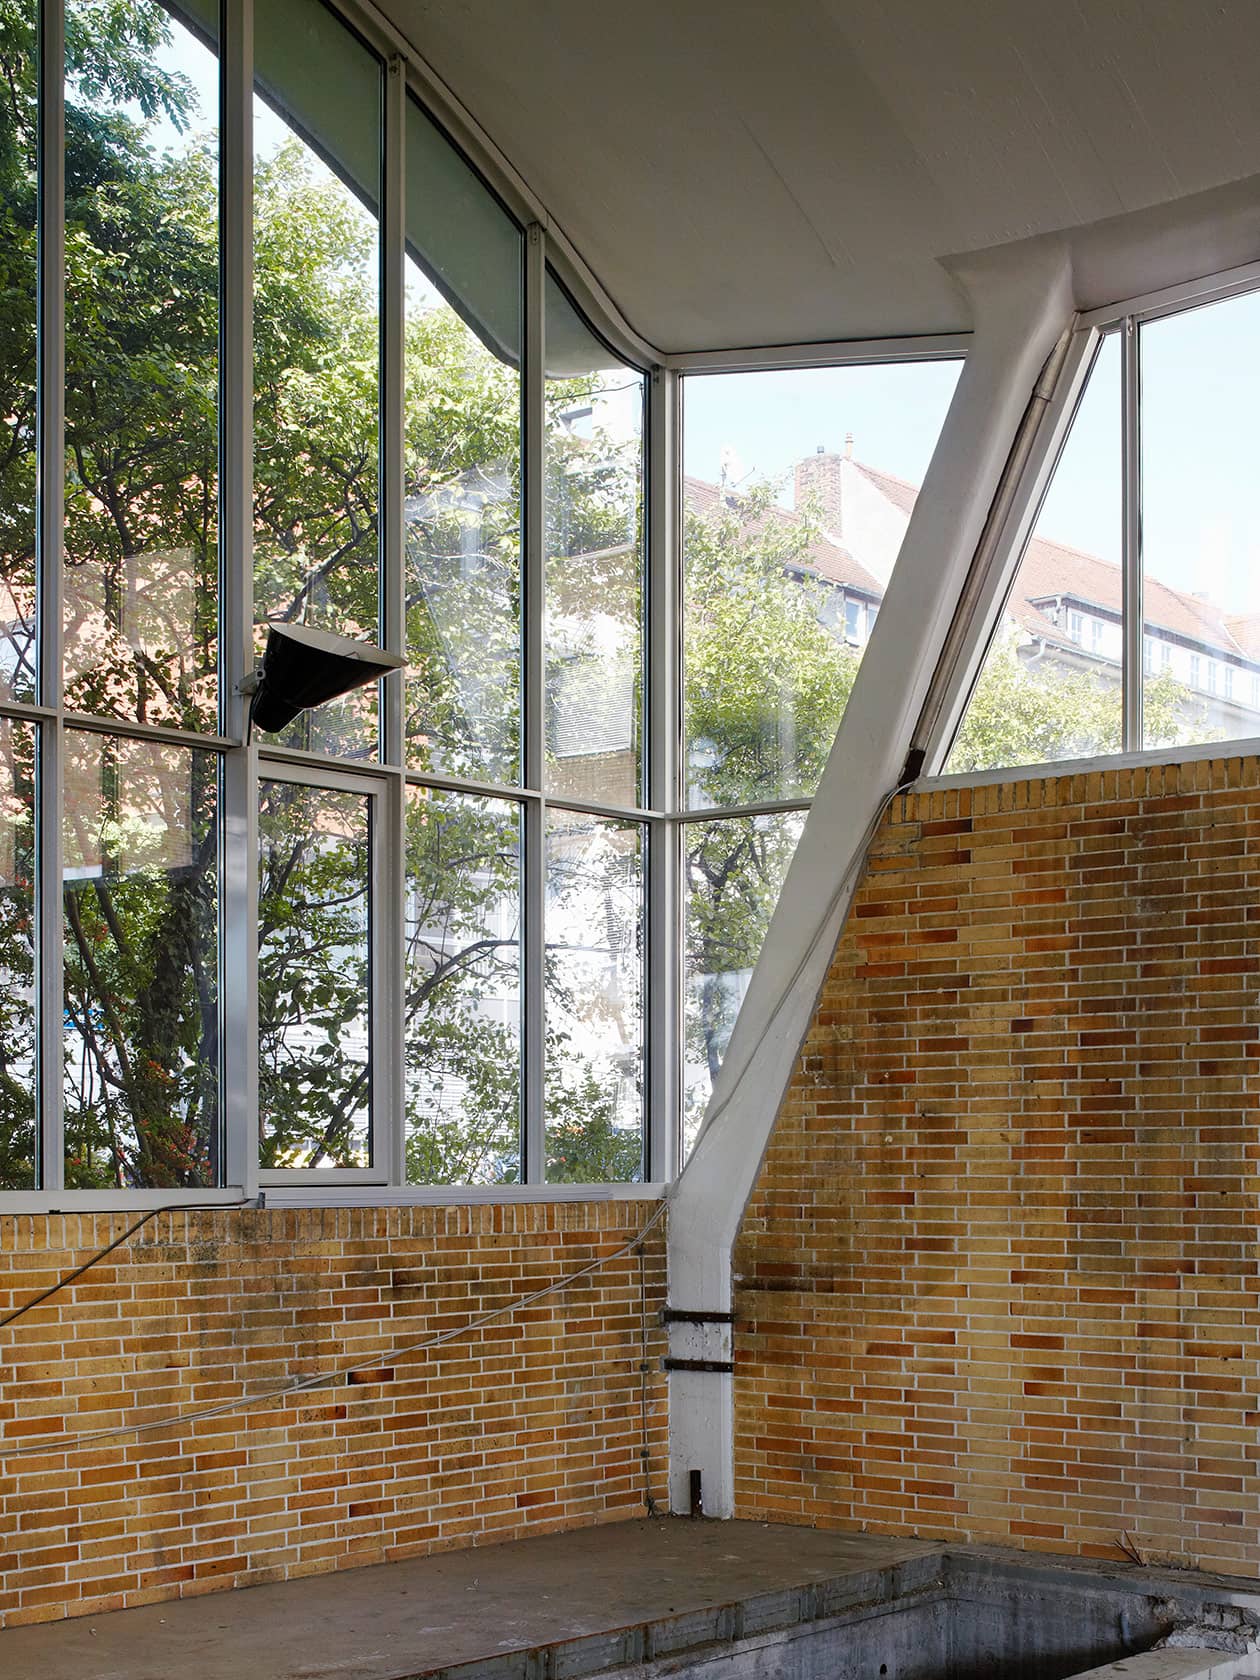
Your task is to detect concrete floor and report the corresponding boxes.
[0,1520,935,1680]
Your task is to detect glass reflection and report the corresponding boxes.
[683,360,960,806]
[1142,292,1260,751]
[544,808,643,1182]
[63,0,220,732]
[258,779,371,1168]
[949,335,1122,773]
[0,719,35,1189]
[545,276,644,808]
[405,789,521,1183]
[252,0,382,758]
[682,810,803,1158]
[0,0,37,704]
[63,732,219,1188]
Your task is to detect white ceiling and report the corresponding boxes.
[389,0,1260,353]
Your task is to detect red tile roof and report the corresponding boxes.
[851,460,919,518]
[683,475,883,597]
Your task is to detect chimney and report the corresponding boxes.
[845,432,853,459]
[794,446,844,537]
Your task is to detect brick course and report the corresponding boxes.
[0,1200,666,1626]
[734,754,1260,1575]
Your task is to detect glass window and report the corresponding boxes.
[405,788,521,1184]
[949,333,1122,774]
[0,0,37,706]
[545,808,643,1182]
[63,0,221,734]
[1142,290,1260,750]
[683,361,960,807]
[545,275,644,808]
[63,732,219,1187]
[683,809,804,1159]
[252,0,383,759]
[404,98,522,786]
[0,719,36,1189]
[258,779,372,1169]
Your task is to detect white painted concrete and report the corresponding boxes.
[664,238,1075,1517]
[376,0,1260,350]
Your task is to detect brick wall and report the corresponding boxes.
[0,1199,666,1627]
[734,755,1260,1576]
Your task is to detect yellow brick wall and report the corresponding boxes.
[734,755,1260,1575]
[0,1200,666,1627]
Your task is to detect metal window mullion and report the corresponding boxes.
[373,768,404,1182]
[647,365,680,1182]
[36,0,65,1193]
[379,53,406,1186]
[219,0,256,1194]
[522,223,545,1183]
[381,55,405,769]
[1121,315,1143,753]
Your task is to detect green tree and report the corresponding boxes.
[949,629,1195,773]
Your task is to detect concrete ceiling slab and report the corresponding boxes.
[387,0,1260,353]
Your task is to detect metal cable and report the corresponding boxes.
[1,1196,670,1460]
[0,1200,251,1332]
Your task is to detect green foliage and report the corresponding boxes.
[948,631,1205,774]
[684,483,860,809]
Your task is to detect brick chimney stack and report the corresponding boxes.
[794,445,844,537]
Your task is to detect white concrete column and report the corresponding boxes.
[665,241,1075,1517]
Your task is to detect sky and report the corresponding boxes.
[145,2,1260,621]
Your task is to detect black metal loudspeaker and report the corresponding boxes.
[249,623,406,735]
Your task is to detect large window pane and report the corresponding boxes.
[405,99,522,785]
[252,0,382,759]
[0,0,37,704]
[948,334,1123,774]
[683,809,804,1159]
[258,779,371,1168]
[684,360,960,807]
[0,720,36,1189]
[1142,292,1260,750]
[405,789,521,1184]
[545,276,644,808]
[545,809,643,1182]
[63,0,220,733]
[63,732,219,1188]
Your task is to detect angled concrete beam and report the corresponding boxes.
[665,239,1076,1517]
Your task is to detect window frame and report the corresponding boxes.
[921,257,1260,783]
[1,0,972,1210]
